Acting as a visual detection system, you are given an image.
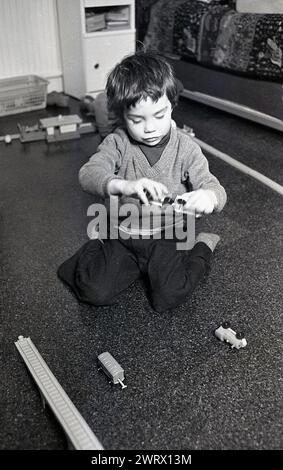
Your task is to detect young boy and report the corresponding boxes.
[58,51,227,312]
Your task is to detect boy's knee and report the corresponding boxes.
[76,265,113,306]
[151,283,184,312]
[78,283,113,306]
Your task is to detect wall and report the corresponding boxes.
[0,0,63,91]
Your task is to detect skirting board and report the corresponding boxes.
[181,89,283,132]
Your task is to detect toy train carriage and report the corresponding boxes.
[97,352,127,389]
[215,322,247,349]
[144,190,189,212]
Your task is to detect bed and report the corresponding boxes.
[140,0,283,131]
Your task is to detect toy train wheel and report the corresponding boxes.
[236,332,244,339]
[222,321,231,329]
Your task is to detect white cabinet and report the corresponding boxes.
[57,0,135,98]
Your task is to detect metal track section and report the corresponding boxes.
[15,335,103,450]
[181,89,283,133]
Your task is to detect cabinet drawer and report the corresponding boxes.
[84,33,135,93]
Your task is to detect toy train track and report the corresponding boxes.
[15,335,103,450]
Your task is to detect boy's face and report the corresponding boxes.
[123,94,172,146]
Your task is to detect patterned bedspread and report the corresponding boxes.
[143,0,283,82]
[143,0,186,54]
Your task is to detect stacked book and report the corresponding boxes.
[86,12,106,32]
[105,6,129,28]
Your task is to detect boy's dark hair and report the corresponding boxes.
[106,51,178,120]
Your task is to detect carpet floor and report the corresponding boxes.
[0,98,282,450]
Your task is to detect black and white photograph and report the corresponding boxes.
[0,0,282,457]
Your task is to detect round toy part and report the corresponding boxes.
[163,196,175,205]
[4,134,12,144]
[221,321,231,329]
[236,332,245,340]
[0,133,20,143]
[176,198,186,205]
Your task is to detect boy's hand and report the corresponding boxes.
[108,178,168,205]
[124,178,169,205]
[181,189,217,214]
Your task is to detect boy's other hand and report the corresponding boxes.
[122,178,168,205]
[181,189,217,214]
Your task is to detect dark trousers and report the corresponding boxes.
[57,238,212,312]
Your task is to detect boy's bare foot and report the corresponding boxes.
[195,232,220,252]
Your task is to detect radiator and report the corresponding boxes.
[0,0,62,81]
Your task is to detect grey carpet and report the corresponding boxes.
[0,100,282,450]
